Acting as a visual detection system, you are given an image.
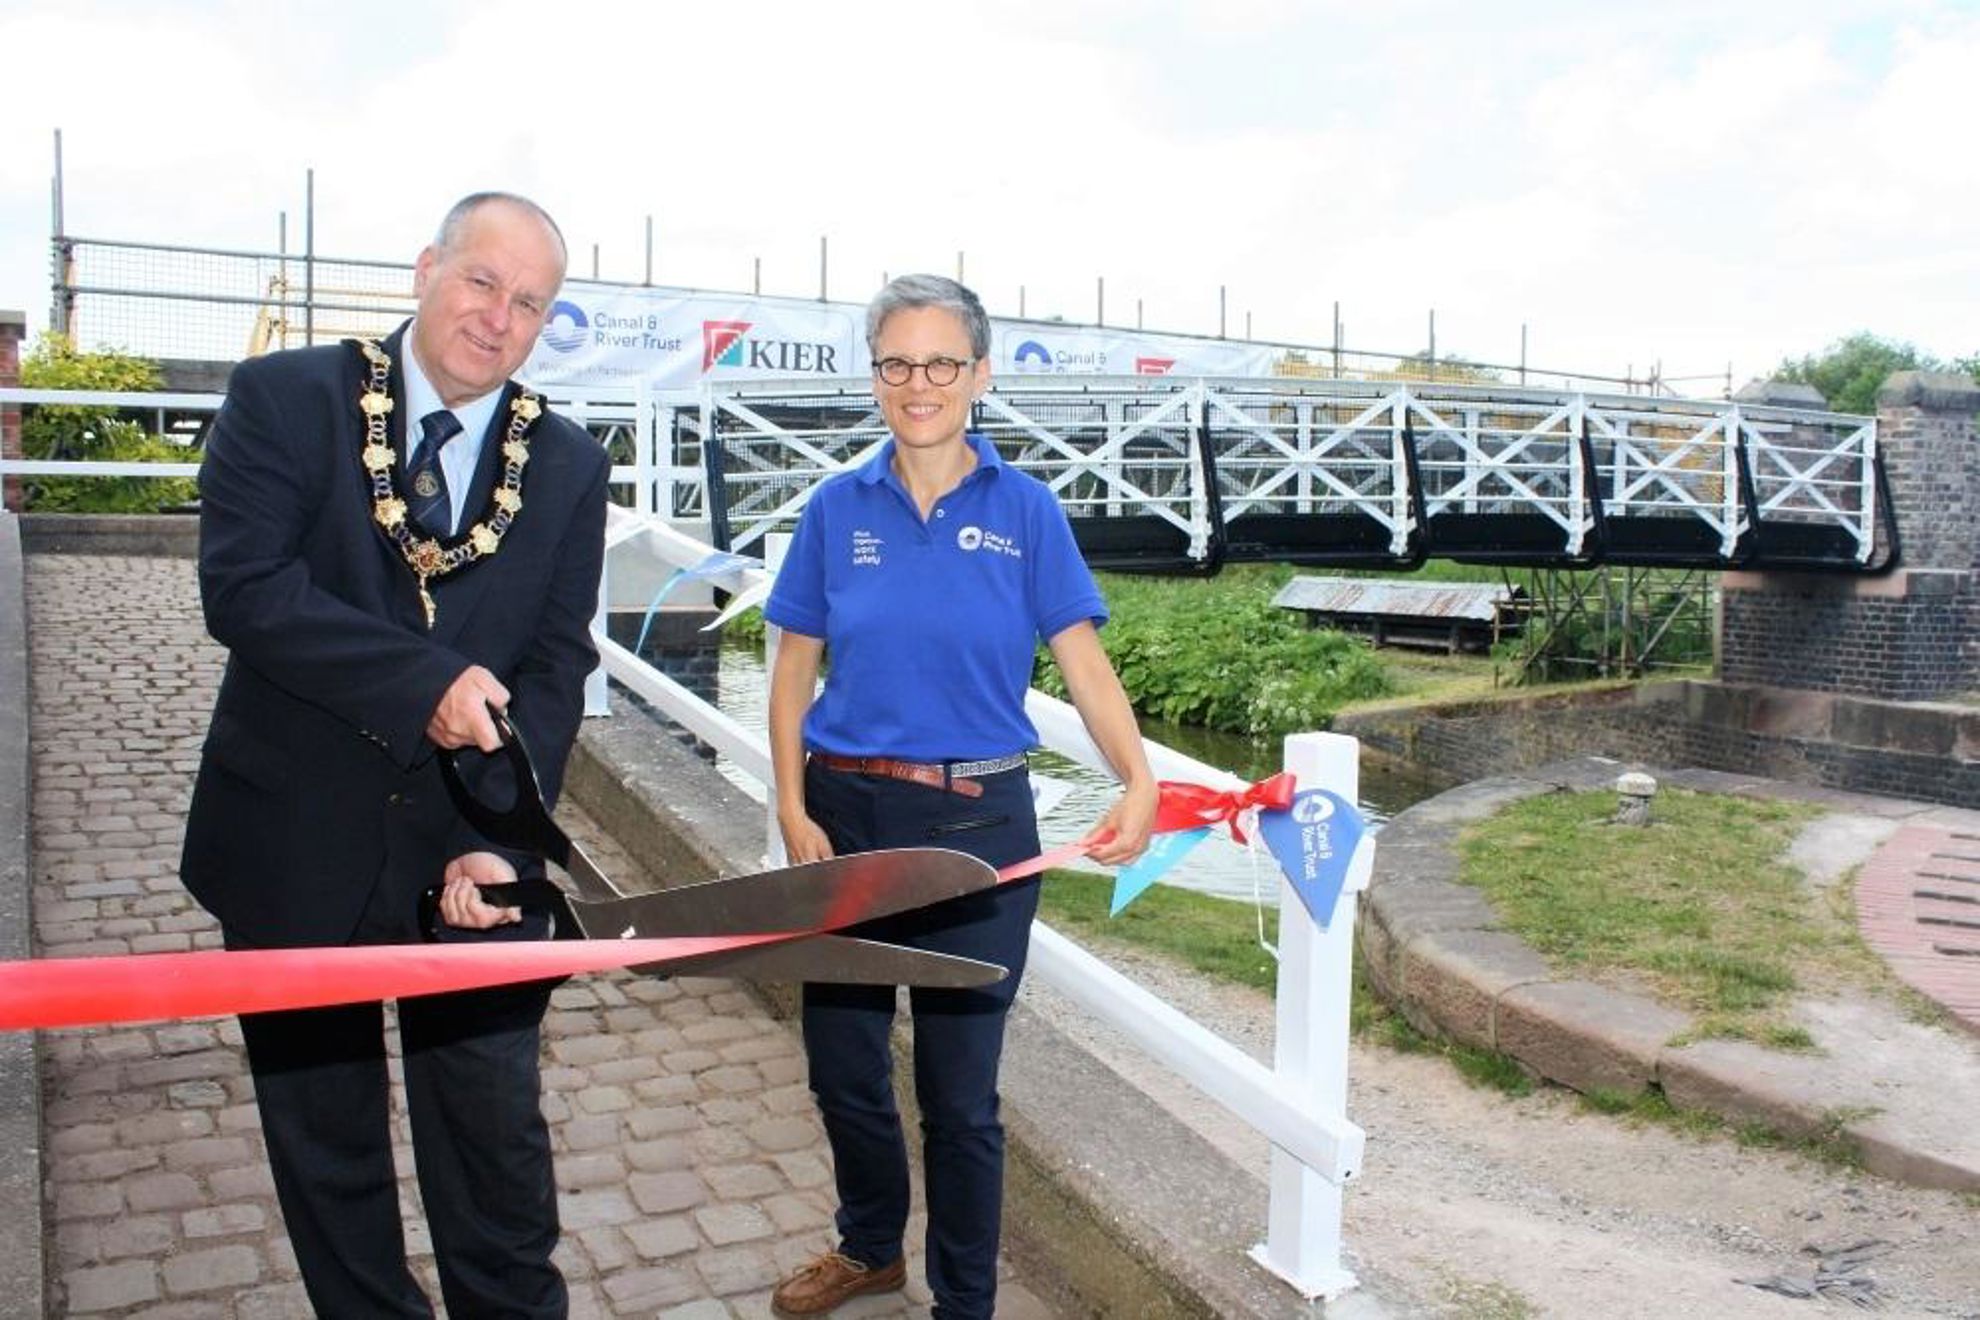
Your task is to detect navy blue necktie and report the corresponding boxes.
[407,410,463,537]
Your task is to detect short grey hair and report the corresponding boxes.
[866,274,991,359]
[434,192,568,267]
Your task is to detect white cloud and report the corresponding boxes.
[2,0,1974,388]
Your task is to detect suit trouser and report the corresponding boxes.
[233,879,565,1319]
[798,759,1040,1320]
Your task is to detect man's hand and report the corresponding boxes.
[427,666,511,751]
[437,851,523,930]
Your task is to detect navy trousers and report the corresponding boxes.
[799,758,1041,1320]
[232,877,565,1319]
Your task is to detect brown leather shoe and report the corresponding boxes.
[771,1251,907,1315]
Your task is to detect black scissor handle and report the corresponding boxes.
[417,877,579,942]
[436,707,560,858]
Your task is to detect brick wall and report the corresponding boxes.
[1720,372,1980,701]
[1,310,24,513]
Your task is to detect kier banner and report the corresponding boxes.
[522,283,1281,389]
[524,284,863,390]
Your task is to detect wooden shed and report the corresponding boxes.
[1270,576,1522,654]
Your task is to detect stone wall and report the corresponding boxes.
[1336,679,1980,809]
[1,311,24,513]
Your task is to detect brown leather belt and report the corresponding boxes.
[811,752,1027,799]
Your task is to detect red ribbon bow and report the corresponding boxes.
[1151,771,1298,844]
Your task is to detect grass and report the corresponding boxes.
[1433,1273,1536,1320]
[1035,868,1281,994]
[1036,840,1888,1161]
[1576,1086,1872,1170]
[1035,869,1536,1097]
[1455,786,1832,1040]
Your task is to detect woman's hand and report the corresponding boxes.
[1080,778,1158,867]
[779,811,836,865]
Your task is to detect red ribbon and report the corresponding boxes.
[0,933,788,1032]
[1149,771,1297,844]
[1,777,1304,1032]
[994,773,1298,882]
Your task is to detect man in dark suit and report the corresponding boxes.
[181,192,608,1318]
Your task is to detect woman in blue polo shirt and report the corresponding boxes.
[764,274,1157,1320]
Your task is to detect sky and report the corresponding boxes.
[2,0,1976,394]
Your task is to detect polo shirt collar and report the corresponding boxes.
[857,431,1004,487]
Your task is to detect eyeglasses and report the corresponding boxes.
[873,356,975,387]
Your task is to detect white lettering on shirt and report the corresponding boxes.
[851,530,884,567]
[958,525,1023,559]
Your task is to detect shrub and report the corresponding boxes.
[1035,568,1392,736]
[19,334,197,512]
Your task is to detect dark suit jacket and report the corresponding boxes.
[181,326,609,949]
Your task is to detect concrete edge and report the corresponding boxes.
[0,511,47,1316]
[18,512,199,558]
[1366,755,1980,1193]
[569,697,1369,1317]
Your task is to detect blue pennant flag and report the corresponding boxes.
[1256,788,1365,929]
[1109,827,1211,916]
[635,551,762,653]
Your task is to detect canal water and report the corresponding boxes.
[629,640,1441,905]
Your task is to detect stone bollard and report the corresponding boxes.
[1615,771,1657,826]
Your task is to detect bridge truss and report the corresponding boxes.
[695,376,1891,578]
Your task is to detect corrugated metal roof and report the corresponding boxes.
[1270,576,1513,622]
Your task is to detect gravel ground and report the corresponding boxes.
[1020,936,1980,1320]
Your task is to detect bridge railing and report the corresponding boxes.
[697,377,1885,574]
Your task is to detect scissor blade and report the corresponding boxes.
[558,847,999,939]
[649,935,1007,988]
[554,835,626,903]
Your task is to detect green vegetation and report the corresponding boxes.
[19,334,196,512]
[1433,1273,1535,1320]
[729,548,1654,721]
[1035,868,1537,1097]
[1035,867,1280,992]
[1774,330,1980,415]
[1577,1087,1871,1170]
[1456,787,1833,1039]
[1032,564,1393,736]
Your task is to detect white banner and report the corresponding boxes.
[524,284,862,390]
[522,283,1281,388]
[993,323,1279,379]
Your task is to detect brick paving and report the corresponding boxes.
[25,555,1053,1318]
[1853,819,1980,1036]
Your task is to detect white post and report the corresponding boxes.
[635,377,658,518]
[584,497,612,718]
[1248,730,1371,1299]
[762,533,792,866]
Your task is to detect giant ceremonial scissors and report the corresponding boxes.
[429,711,1009,988]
